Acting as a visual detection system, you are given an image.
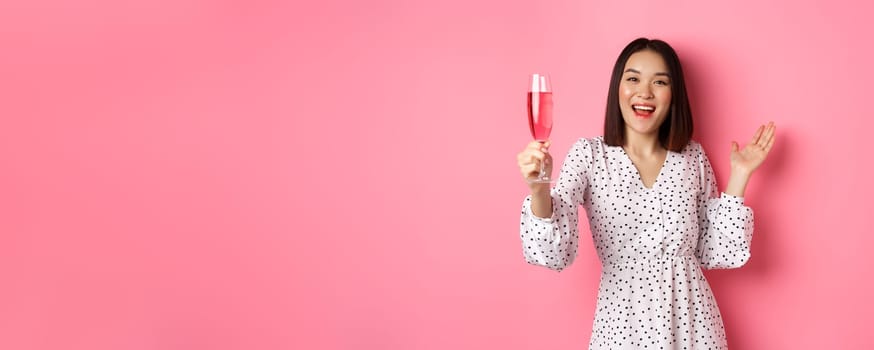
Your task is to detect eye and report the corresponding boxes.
[655,80,670,86]
[625,77,639,82]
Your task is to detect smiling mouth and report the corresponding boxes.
[633,105,654,112]
[632,105,655,117]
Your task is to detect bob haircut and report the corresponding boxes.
[604,38,693,152]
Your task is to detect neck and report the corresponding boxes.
[623,129,663,155]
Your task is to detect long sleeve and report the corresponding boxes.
[694,148,754,269]
[519,139,592,272]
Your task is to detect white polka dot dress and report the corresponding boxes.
[520,137,753,350]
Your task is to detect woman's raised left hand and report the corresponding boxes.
[730,121,776,176]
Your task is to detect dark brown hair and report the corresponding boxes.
[603,38,693,152]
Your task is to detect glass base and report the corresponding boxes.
[527,177,555,184]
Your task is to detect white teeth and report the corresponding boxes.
[633,105,654,111]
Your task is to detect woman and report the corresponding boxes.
[516,38,776,349]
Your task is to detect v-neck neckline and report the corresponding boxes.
[618,146,671,191]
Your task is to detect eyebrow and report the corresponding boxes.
[624,68,671,77]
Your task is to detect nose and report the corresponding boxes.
[637,84,654,99]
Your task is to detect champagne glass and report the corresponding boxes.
[528,73,554,183]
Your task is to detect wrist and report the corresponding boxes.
[725,170,751,197]
[529,184,551,196]
[730,167,753,180]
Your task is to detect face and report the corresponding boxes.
[618,50,672,138]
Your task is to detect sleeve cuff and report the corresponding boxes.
[524,195,555,222]
[720,192,745,206]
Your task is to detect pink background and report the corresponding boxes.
[0,0,870,349]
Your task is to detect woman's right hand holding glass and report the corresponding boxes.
[517,140,553,191]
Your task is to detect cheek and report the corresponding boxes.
[619,86,634,102]
[659,91,672,107]
[659,93,672,120]
[660,88,672,100]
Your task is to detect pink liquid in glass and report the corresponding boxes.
[528,92,553,141]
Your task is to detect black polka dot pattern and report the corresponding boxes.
[519,137,754,349]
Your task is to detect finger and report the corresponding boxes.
[517,154,539,169]
[757,123,774,148]
[526,142,547,154]
[522,164,540,178]
[525,153,551,167]
[762,123,776,147]
[758,122,775,147]
[730,141,739,153]
[517,151,532,165]
[520,147,546,159]
[749,125,765,145]
[764,125,776,152]
[523,162,548,178]
[524,153,545,167]
[528,140,551,148]
[529,150,546,161]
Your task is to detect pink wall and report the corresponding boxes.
[0,0,870,348]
